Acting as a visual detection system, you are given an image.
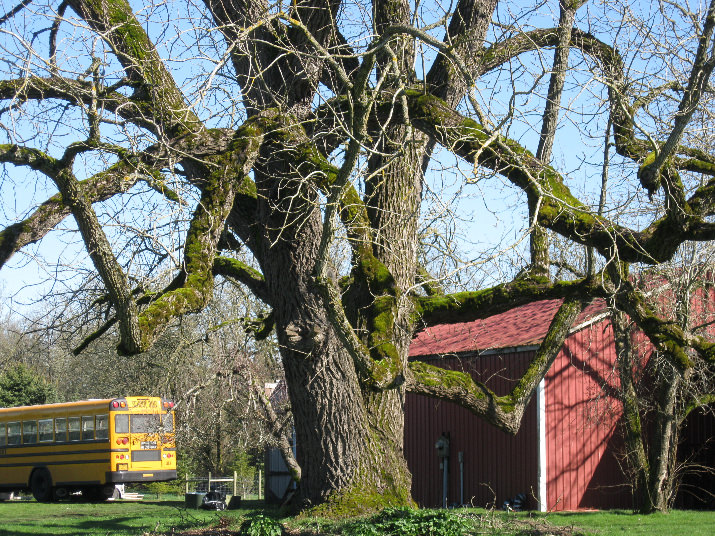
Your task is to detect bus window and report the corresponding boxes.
[38,419,53,442]
[96,414,109,440]
[0,423,5,446]
[55,417,67,442]
[81,416,95,440]
[22,420,37,444]
[7,422,20,445]
[68,417,80,441]
[115,414,129,434]
[130,414,160,434]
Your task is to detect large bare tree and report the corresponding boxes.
[1,0,715,513]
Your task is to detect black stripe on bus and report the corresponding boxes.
[0,458,111,468]
[0,448,114,458]
[0,483,26,489]
[0,439,109,449]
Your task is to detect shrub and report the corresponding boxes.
[342,507,473,536]
[239,513,284,536]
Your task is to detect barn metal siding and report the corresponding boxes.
[676,283,715,508]
[405,350,539,509]
[545,320,631,510]
[677,407,715,509]
[406,287,713,511]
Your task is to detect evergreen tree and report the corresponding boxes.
[0,363,56,407]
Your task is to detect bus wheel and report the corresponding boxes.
[30,469,54,502]
[101,485,116,499]
[83,486,113,502]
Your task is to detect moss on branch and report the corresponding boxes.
[212,256,269,304]
[240,312,275,340]
[615,284,715,372]
[407,360,518,433]
[415,264,445,296]
[414,277,599,327]
[259,114,403,382]
[68,0,200,136]
[126,118,265,352]
[317,274,403,390]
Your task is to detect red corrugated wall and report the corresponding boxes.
[544,320,631,510]
[676,282,715,508]
[406,318,634,511]
[407,296,713,511]
[405,350,539,509]
[677,407,715,509]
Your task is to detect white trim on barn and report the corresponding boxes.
[536,377,547,512]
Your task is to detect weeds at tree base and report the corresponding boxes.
[276,508,588,536]
[239,514,284,536]
[339,507,472,536]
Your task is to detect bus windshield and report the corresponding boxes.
[129,413,173,434]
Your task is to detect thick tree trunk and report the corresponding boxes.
[613,309,682,513]
[613,310,654,513]
[283,340,412,512]
[647,373,681,512]
[253,129,413,512]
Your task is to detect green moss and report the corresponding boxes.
[682,157,715,174]
[409,361,485,396]
[356,249,396,295]
[131,133,251,350]
[306,485,409,519]
[339,184,371,236]
[212,256,264,283]
[415,279,581,325]
[641,151,657,169]
[304,461,413,519]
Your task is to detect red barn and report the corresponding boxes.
[407,299,635,511]
[266,281,714,510]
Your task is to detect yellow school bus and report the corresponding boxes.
[0,396,176,501]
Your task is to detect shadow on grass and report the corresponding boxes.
[73,509,217,534]
[138,500,186,508]
[550,510,635,517]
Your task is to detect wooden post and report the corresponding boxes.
[208,472,212,492]
[185,474,189,494]
[258,469,262,500]
[233,471,238,497]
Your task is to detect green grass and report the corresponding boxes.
[0,498,713,536]
[0,497,259,535]
[291,508,715,536]
[524,509,715,536]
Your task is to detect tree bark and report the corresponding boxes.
[247,121,414,510]
[613,309,654,513]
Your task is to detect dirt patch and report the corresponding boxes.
[509,517,591,536]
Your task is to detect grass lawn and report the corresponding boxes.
[526,509,715,536]
[0,497,256,535]
[292,508,715,536]
[1,498,714,535]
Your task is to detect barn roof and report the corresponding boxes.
[409,298,607,357]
